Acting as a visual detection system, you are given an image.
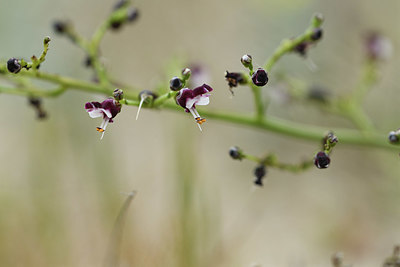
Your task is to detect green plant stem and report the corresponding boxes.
[0,65,393,151]
[250,84,265,120]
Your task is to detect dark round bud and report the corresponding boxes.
[241,54,252,68]
[389,131,399,144]
[28,97,42,108]
[308,87,330,103]
[110,21,122,30]
[331,252,344,267]
[44,36,51,45]
[225,71,245,88]
[84,56,92,67]
[113,0,128,10]
[294,42,308,56]
[37,110,47,119]
[229,146,243,160]
[314,151,330,169]
[113,88,124,100]
[253,164,266,187]
[169,76,183,91]
[127,8,139,22]
[251,68,268,87]
[53,21,68,34]
[311,28,323,41]
[7,58,21,74]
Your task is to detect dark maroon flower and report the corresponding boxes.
[176,84,213,131]
[7,58,21,74]
[85,98,121,139]
[225,71,246,88]
[314,151,330,169]
[251,68,268,87]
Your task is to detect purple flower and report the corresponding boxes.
[176,84,213,131]
[85,98,121,139]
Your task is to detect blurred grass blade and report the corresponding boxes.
[103,191,137,267]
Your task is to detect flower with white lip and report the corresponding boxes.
[85,98,121,139]
[175,84,213,131]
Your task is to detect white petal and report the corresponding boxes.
[193,95,210,106]
[88,109,104,118]
[103,109,112,118]
[185,98,197,109]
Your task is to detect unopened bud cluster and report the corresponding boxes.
[110,0,139,30]
[314,132,338,169]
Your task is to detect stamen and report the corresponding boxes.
[189,107,204,131]
[136,94,147,120]
[96,118,110,140]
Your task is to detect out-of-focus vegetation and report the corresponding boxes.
[0,0,399,266]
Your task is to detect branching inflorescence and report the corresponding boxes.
[0,0,397,185]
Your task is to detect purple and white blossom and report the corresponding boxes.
[176,84,213,131]
[85,98,121,139]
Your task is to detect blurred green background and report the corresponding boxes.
[0,0,400,266]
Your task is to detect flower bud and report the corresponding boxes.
[331,252,344,267]
[113,0,128,10]
[294,42,309,56]
[308,86,330,103]
[311,28,323,41]
[240,54,252,68]
[28,97,41,108]
[169,76,183,91]
[138,90,157,101]
[113,88,124,100]
[312,13,324,27]
[53,21,69,34]
[37,110,48,120]
[111,21,123,30]
[314,151,330,169]
[388,130,400,144]
[229,146,243,160]
[251,68,268,87]
[127,8,139,22]
[365,32,392,61]
[182,68,191,80]
[7,58,22,74]
[253,164,266,187]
